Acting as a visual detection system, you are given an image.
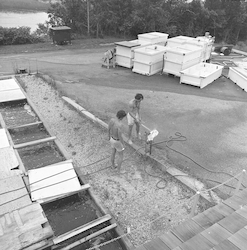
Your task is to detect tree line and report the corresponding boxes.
[47,0,247,44]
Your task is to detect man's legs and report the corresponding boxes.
[110,148,117,168]
[128,125,133,144]
[135,121,141,139]
[117,150,124,171]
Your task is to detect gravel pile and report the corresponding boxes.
[20,75,198,247]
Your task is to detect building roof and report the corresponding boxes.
[133,188,247,250]
[50,26,71,31]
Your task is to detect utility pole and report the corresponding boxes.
[87,0,90,36]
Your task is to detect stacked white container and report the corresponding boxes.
[138,32,169,46]
[132,45,167,76]
[115,40,151,68]
[163,46,202,77]
[166,36,194,48]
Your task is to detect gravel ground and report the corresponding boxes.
[20,75,208,247]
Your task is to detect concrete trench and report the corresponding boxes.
[0,80,129,250]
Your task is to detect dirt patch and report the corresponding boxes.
[19,75,211,247]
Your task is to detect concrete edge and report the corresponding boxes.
[62,96,220,204]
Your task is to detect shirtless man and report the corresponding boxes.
[108,110,127,170]
[127,93,144,144]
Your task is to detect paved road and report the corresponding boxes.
[1,46,247,197]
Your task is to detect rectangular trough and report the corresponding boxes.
[138,32,169,45]
[17,141,66,170]
[164,46,202,64]
[0,100,39,127]
[180,62,224,88]
[163,57,201,77]
[132,45,167,76]
[9,123,50,145]
[228,66,247,92]
[115,40,150,68]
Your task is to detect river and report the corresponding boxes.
[0,11,48,32]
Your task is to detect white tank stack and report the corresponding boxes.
[180,62,224,88]
[138,32,169,46]
[115,40,151,68]
[162,46,202,77]
[132,45,167,76]
[166,35,194,48]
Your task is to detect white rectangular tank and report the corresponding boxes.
[132,45,167,76]
[228,67,247,92]
[180,62,224,88]
[134,45,167,64]
[132,60,163,76]
[166,36,194,48]
[164,46,202,64]
[163,57,201,77]
[138,32,169,45]
[115,40,150,68]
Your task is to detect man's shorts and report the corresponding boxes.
[110,137,124,152]
[127,113,138,126]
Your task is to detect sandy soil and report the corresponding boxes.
[19,75,211,247]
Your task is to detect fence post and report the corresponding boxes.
[190,191,200,218]
[235,170,246,195]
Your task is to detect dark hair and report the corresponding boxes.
[117,110,127,119]
[135,93,144,100]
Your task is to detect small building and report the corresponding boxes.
[50,26,71,45]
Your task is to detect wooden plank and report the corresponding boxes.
[171,219,204,242]
[13,210,23,227]
[0,147,19,179]
[218,212,247,234]
[0,78,20,92]
[228,228,247,250]
[202,208,225,224]
[143,238,170,250]
[222,195,245,210]
[38,183,90,204]
[19,203,47,227]
[22,240,48,250]
[134,246,146,250]
[60,223,117,250]
[192,212,214,229]
[179,234,214,250]
[0,129,10,148]
[213,240,241,250]
[29,162,81,201]
[159,231,183,249]
[0,219,3,235]
[0,89,26,103]
[19,225,53,249]
[7,121,43,130]
[53,214,112,244]
[213,203,235,217]
[14,136,56,149]
[236,205,247,219]
[200,223,231,245]
[0,175,31,215]
[0,229,22,250]
[235,188,247,200]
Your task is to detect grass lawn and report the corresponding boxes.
[0,37,123,54]
[0,0,50,12]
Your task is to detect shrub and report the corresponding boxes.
[0,26,45,45]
